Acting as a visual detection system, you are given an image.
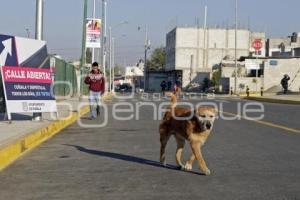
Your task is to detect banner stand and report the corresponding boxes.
[0,66,57,122]
[3,112,7,121]
[3,111,12,124]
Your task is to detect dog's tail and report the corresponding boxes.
[165,92,177,108]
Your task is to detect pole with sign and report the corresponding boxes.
[252,39,263,92]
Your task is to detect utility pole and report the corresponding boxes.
[190,55,194,84]
[112,37,115,93]
[144,25,150,91]
[203,5,208,69]
[35,0,44,40]
[108,22,128,93]
[92,0,96,63]
[33,0,44,121]
[101,0,107,79]
[80,0,88,97]
[109,26,112,92]
[234,0,238,94]
[26,28,30,38]
[204,5,207,30]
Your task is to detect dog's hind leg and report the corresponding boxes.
[191,142,211,175]
[160,131,171,166]
[175,135,185,170]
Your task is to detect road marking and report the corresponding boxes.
[215,100,230,103]
[221,111,300,134]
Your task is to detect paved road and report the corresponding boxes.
[1,95,300,200]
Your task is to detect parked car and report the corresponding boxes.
[115,83,132,92]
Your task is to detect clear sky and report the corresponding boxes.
[1,0,300,65]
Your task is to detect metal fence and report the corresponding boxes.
[53,57,78,97]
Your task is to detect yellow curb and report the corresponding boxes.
[244,97,300,105]
[0,106,90,171]
[239,93,261,97]
[102,93,113,102]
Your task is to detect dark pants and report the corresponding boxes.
[161,88,166,95]
[283,86,288,94]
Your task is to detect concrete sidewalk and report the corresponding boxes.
[0,93,113,171]
[245,94,300,105]
[0,97,93,170]
[0,98,87,146]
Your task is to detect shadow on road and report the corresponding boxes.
[64,144,204,176]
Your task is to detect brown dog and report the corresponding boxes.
[159,94,217,175]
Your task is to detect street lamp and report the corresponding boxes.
[35,0,44,40]
[108,21,128,92]
[111,34,127,93]
[234,0,238,94]
[80,0,88,98]
[33,0,44,121]
[138,25,151,91]
[112,37,115,93]
[25,28,30,38]
[101,0,107,79]
[92,0,97,63]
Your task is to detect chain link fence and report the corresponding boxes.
[52,57,78,97]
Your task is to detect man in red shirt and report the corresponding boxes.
[84,62,105,119]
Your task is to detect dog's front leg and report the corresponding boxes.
[184,154,195,171]
[191,142,211,176]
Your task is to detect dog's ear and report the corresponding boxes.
[213,107,218,115]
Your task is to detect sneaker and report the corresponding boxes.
[96,106,100,116]
[89,116,97,120]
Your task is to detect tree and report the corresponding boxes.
[147,47,166,71]
[114,65,125,76]
[239,83,246,93]
[212,69,222,86]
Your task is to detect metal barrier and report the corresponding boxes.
[52,57,78,97]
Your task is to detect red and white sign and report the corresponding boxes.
[1,66,57,120]
[2,66,52,84]
[86,18,101,48]
[252,39,263,51]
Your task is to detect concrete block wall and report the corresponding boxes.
[175,48,204,70]
[264,58,300,92]
[229,77,263,93]
[167,27,265,71]
[181,70,210,88]
[165,29,176,71]
[176,28,205,49]
[165,27,265,88]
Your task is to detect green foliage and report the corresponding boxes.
[212,69,222,86]
[147,47,166,71]
[114,65,125,76]
[239,83,245,90]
